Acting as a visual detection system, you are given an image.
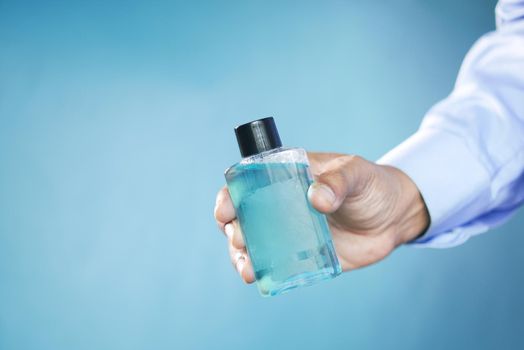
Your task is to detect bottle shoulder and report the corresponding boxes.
[225,147,308,176]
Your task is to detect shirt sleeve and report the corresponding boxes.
[377,0,524,248]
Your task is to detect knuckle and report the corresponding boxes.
[323,155,358,175]
[232,236,244,249]
[215,187,223,203]
[339,154,363,167]
[219,186,231,200]
[214,186,235,223]
[214,189,224,217]
[213,204,221,221]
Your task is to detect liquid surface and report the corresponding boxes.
[226,162,341,296]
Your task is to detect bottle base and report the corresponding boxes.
[257,266,341,297]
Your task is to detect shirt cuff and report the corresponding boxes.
[377,128,492,247]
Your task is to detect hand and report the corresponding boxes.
[214,152,430,284]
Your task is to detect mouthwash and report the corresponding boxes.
[225,117,341,297]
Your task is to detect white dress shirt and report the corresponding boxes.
[379,0,524,248]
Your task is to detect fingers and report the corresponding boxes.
[214,186,236,229]
[225,221,245,249]
[214,185,243,248]
[307,155,372,213]
[228,228,255,284]
[214,186,254,284]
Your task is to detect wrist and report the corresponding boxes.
[383,165,430,245]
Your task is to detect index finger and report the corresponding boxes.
[307,152,344,177]
[214,186,237,227]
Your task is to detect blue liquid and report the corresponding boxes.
[226,162,341,296]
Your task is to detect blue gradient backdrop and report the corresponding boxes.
[1,0,522,349]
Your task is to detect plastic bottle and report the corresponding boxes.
[225,117,341,296]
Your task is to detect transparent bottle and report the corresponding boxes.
[225,117,341,297]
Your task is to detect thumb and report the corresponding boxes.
[307,155,371,214]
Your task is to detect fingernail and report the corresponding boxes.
[308,183,336,206]
[225,223,234,239]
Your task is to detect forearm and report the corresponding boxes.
[378,2,524,247]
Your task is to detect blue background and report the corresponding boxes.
[1,0,522,349]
